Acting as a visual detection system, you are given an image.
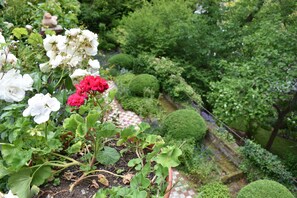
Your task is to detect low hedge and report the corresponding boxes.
[237,180,294,198]
[162,109,207,141]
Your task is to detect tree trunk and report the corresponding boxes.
[265,113,285,150]
[266,92,297,150]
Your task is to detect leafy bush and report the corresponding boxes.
[121,96,159,118]
[237,180,294,198]
[133,54,202,103]
[1,0,80,29]
[108,53,134,70]
[240,140,294,187]
[129,74,160,97]
[198,182,231,198]
[79,0,145,50]
[166,138,220,184]
[114,73,135,99]
[162,109,207,141]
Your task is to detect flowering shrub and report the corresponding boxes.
[40,28,99,80]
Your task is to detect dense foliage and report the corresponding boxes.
[240,140,294,188]
[78,0,146,50]
[0,0,80,29]
[237,180,294,198]
[129,74,160,97]
[108,53,134,70]
[162,109,207,141]
[198,182,231,198]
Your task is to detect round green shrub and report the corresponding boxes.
[162,109,207,140]
[237,180,294,198]
[198,182,231,198]
[129,74,160,97]
[108,53,134,69]
[115,73,135,88]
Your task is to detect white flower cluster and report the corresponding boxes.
[0,32,18,70]
[40,28,100,80]
[0,69,33,102]
[23,93,60,124]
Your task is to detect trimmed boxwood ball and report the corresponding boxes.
[162,109,207,141]
[237,180,294,198]
[108,53,134,69]
[198,182,231,198]
[129,74,160,97]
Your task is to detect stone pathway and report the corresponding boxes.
[105,81,197,198]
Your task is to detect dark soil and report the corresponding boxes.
[35,141,138,198]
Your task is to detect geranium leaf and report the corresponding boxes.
[86,111,100,129]
[31,166,52,186]
[130,173,150,189]
[63,114,84,132]
[1,145,32,171]
[76,123,88,137]
[155,146,182,168]
[8,168,32,198]
[97,146,120,165]
[66,141,82,154]
[97,122,117,138]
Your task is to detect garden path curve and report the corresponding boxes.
[105,81,197,198]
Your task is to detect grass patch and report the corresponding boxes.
[253,128,297,158]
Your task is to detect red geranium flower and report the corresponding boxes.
[67,93,86,107]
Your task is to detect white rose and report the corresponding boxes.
[70,69,90,79]
[39,62,51,73]
[0,69,33,102]
[88,59,100,69]
[23,93,60,124]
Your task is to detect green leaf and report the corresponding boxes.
[31,166,52,186]
[76,123,88,137]
[0,161,10,179]
[155,146,182,168]
[128,158,142,167]
[107,88,117,101]
[86,111,100,129]
[130,190,147,198]
[97,146,120,165]
[97,122,117,138]
[66,141,82,154]
[130,173,150,189]
[138,122,150,132]
[12,28,28,39]
[28,33,43,46]
[1,145,32,171]
[63,114,84,132]
[8,168,32,198]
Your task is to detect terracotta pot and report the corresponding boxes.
[164,167,173,198]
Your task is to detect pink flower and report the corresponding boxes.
[67,93,86,107]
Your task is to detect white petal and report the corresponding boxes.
[33,110,51,124]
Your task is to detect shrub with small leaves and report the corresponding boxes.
[129,74,160,97]
[108,53,134,70]
[240,140,293,187]
[237,180,294,198]
[198,182,231,198]
[162,109,207,141]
